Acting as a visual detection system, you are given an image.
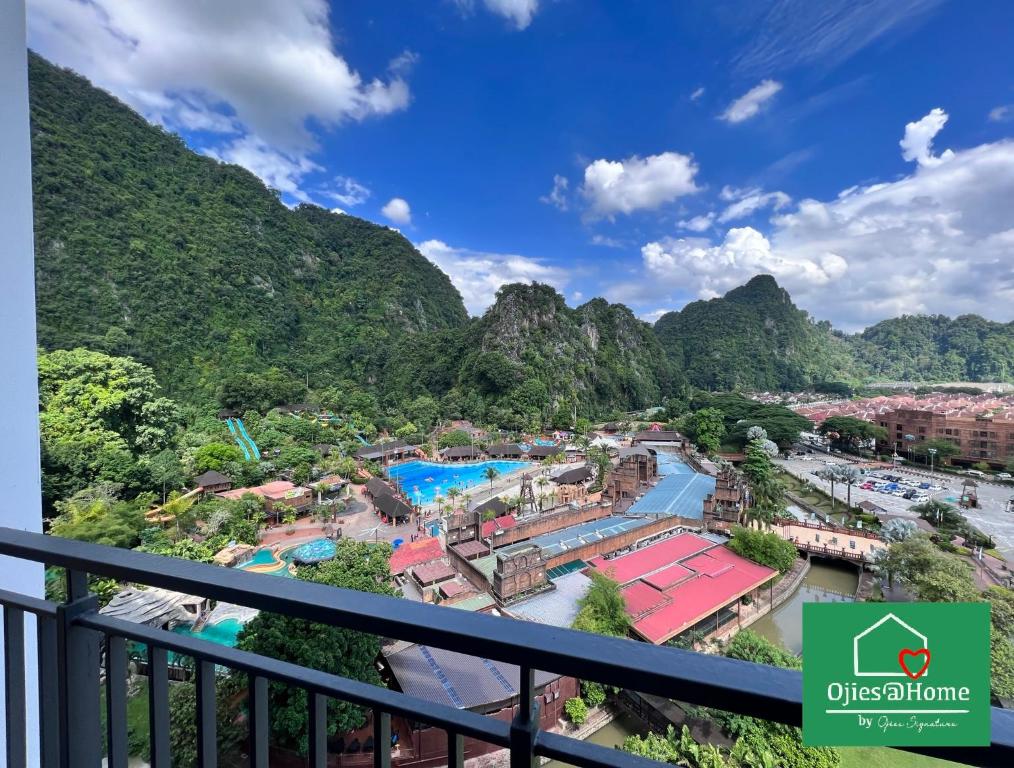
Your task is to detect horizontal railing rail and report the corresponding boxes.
[0,526,1012,768]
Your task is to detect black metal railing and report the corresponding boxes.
[1,526,1012,768]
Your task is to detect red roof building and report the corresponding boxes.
[586,533,777,645]
[481,514,518,539]
[389,537,445,577]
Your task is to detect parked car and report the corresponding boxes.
[998,473,1012,480]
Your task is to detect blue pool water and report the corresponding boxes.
[386,460,534,505]
[285,537,336,563]
[172,617,244,648]
[244,549,278,567]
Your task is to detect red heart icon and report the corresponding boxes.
[898,648,931,679]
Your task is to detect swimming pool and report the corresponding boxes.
[285,537,336,564]
[172,617,245,648]
[386,460,534,505]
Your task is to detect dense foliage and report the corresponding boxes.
[686,393,811,449]
[571,571,632,637]
[236,539,395,753]
[853,314,1014,383]
[653,275,858,391]
[727,528,798,573]
[654,276,1014,389]
[30,53,468,407]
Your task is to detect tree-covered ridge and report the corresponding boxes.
[654,275,1014,390]
[29,53,467,404]
[454,283,678,428]
[653,275,859,392]
[852,314,1014,382]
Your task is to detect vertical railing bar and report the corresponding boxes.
[510,665,536,768]
[308,692,327,768]
[148,645,170,768]
[373,710,391,768]
[195,659,217,768]
[105,635,128,768]
[65,570,88,602]
[4,606,27,768]
[248,675,269,768]
[56,570,101,768]
[36,614,59,768]
[447,729,464,768]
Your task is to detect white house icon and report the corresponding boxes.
[853,613,928,677]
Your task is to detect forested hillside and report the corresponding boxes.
[653,275,858,391]
[29,52,1012,422]
[452,284,678,429]
[851,314,1014,382]
[29,53,468,404]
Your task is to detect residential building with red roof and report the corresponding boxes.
[586,532,777,645]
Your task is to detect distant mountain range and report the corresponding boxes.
[28,53,1014,421]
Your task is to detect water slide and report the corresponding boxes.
[356,434,370,446]
[226,418,252,461]
[235,418,261,460]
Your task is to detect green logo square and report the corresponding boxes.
[803,602,990,747]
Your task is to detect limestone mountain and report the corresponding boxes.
[29,52,468,403]
[454,284,678,426]
[653,275,860,391]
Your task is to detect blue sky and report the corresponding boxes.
[27,0,1014,329]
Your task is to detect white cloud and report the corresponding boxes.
[690,87,706,102]
[540,174,570,210]
[205,136,322,202]
[641,227,847,301]
[640,308,673,323]
[454,0,539,29]
[382,197,412,225]
[677,214,715,232]
[330,207,346,216]
[717,188,791,222]
[581,152,699,218]
[899,107,955,167]
[732,0,943,76]
[989,105,1013,123]
[627,112,1014,330]
[27,0,412,199]
[416,239,566,315]
[720,79,783,123]
[321,176,371,207]
[589,234,625,248]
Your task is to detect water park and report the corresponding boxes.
[385,459,534,506]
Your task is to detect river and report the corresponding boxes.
[749,560,860,654]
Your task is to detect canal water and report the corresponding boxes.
[542,712,646,768]
[749,560,860,655]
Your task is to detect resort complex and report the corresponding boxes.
[4,4,1014,767]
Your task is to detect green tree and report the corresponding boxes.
[49,484,152,549]
[572,571,631,637]
[192,442,244,473]
[685,408,726,454]
[816,416,886,452]
[236,539,394,753]
[38,348,181,510]
[911,437,961,466]
[166,679,244,768]
[437,429,472,449]
[726,527,797,573]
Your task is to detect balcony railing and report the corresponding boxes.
[1,526,1012,768]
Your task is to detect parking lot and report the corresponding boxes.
[776,456,1014,563]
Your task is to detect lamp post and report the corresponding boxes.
[927,447,938,475]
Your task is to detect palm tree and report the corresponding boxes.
[483,466,500,497]
[536,476,550,511]
[839,466,860,514]
[462,492,472,512]
[446,487,461,512]
[816,466,840,513]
